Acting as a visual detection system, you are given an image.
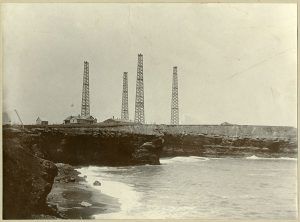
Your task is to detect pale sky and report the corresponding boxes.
[2,3,297,126]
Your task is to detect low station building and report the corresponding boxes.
[63,115,97,125]
[36,117,48,125]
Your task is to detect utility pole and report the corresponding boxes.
[121,72,129,121]
[134,54,145,124]
[171,66,179,125]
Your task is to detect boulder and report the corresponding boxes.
[93,180,101,186]
[80,201,92,207]
[54,163,81,183]
[131,137,164,165]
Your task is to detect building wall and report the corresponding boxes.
[70,118,78,124]
[64,117,96,124]
[36,119,48,125]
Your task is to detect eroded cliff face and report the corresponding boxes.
[3,133,58,219]
[3,127,164,166]
[161,133,297,158]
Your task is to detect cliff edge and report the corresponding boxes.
[3,132,58,219]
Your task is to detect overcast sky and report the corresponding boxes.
[2,3,297,126]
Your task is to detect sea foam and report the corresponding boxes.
[160,156,209,164]
[76,166,142,218]
[246,155,297,160]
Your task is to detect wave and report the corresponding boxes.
[279,157,297,160]
[160,155,296,163]
[246,155,297,160]
[160,156,209,164]
[76,166,142,218]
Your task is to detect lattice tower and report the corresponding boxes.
[121,72,129,120]
[81,61,90,117]
[171,66,179,125]
[134,54,145,123]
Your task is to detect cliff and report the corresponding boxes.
[78,124,296,158]
[5,124,297,162]
[4,127,163,166]
[161,133,297,158]
[3,133,58,219]
[22,124,296,158]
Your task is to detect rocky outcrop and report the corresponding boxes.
[3,135,58,219]
[93,180,101,186]
[54,163,81,183]
[3,127,164,166]
[161,133,297,158]
[131,137,164,165]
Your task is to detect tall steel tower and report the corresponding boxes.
[171,66,179,125]
[134,54,145,123]
[81,61,90,117]
[121,72,129,121]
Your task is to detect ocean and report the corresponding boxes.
[77,156,297,219]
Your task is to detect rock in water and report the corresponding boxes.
[54,163,81,183]
[93,180,101,186]
[80,201,92,207]
[131,137,164,165]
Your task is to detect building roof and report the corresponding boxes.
[64,115,96,121]
[82,115,96,120]
[103,118,119,123]
[64,116,74,121]
[220,122,236,126]
[37,117,48,121]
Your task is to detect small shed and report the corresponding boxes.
[36,117,48,125]
[64,115,75,124]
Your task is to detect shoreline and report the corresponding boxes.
[46,163,121,219]
[77,166,143,219]
[45,156,297,219]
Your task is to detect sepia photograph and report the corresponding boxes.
[2,2,298,220]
